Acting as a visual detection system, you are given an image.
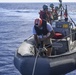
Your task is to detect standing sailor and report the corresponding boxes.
[39,4,50,23]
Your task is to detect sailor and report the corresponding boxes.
[49,3,54,19]
[39,4,50,23]
[50,3,54,12]
[50,4,59,20]
[32,18,55,56]
[53,6,59,20]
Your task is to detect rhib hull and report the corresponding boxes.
[14,36,76,75]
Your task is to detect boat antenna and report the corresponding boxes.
[59,0,63,19]
[59,0,62,3]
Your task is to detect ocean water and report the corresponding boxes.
[0,3,76,75]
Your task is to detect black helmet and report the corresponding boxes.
[43,4,48,10]
[50,3,54,8]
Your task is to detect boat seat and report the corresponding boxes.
[53,32,63,39]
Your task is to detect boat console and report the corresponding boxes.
[51,20,76,55]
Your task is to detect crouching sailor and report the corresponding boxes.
[32,18,55,56]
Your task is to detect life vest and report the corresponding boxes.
[34,20,49,35]
[39,10,50,21]
[39,10,47,19]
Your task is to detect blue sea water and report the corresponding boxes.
[0,2,76,75]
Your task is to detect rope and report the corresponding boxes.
[32,50,39,75]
